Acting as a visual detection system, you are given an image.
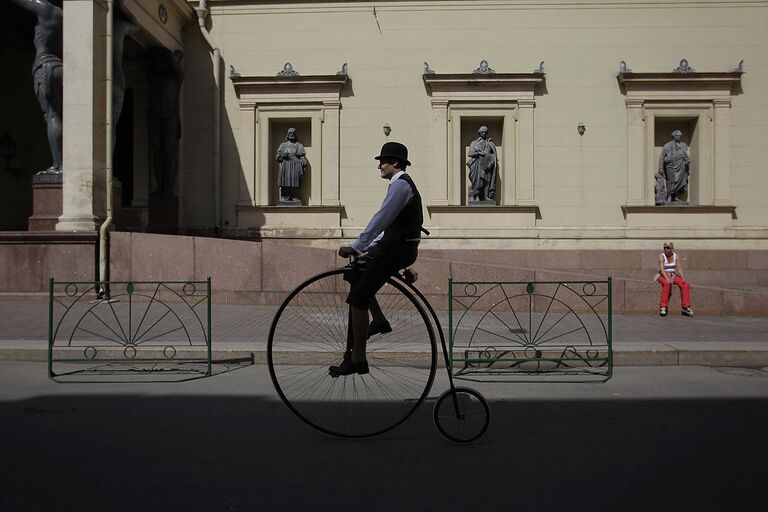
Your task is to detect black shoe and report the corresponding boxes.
[329,358,369,377]
[367,320,392,338]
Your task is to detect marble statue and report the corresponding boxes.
[276,128,308,204]
[139,47,183,197]
[467,126,497,204]
[11,0,63,175]
[656,130,690,205]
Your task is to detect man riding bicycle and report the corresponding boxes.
[331,142,424,376]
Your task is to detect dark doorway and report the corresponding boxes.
[114,89,134,206]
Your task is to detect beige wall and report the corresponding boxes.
[179,0,768,246]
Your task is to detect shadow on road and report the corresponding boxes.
[1,393,766,511]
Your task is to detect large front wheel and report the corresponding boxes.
[268,268,437,438]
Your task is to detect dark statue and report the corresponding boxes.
[112,0,139,146]
[656,130,690,205]
[467,126,497,204]
[276,128,308,205]
[11,0,63,175]
[139,47,183,197]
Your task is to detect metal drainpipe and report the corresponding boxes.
[98,0,115,298]
[196,0,222,233]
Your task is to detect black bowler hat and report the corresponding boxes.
[375,142,411,167]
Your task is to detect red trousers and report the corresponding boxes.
[657,274,691,308]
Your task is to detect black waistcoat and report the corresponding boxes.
[381,173,423,242]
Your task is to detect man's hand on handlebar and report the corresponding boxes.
[338,246,357,258]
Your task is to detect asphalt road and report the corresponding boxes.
[1,362,766,511]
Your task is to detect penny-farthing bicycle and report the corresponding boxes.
[267,257,490,443]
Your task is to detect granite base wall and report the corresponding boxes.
[0,232,98,293]
[107,233,768,316]
[2,231,766,316]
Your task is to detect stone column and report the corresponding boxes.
[713,99,731,206]
[625,99,645,206]
[516,100,535,205]
[321,101,340,206]
[430,99,449,205]
[57,0,109,232]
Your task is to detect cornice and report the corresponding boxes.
[427,205,540,214]
[617,71,743,100]
[621,205,736,216]
[231,74,350,103]
[236,205,344,213]
[617,72,743,87]
[423,73,545,98]
[231,75,349,89]
[196,1,768,16]
[424,73,544,87]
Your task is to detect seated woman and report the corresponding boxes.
[657,242,694,317]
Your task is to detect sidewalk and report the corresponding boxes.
[1,297,767,366]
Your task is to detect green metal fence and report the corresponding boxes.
[449,278,612,383]
[48,279,212,381]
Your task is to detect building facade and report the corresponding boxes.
[1,1,767,311]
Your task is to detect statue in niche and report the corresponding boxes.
[656,130,690,205]
[112,0,139,147]
[466,126,497,204]
[139,47,183,197]
[11,0,63,175]
[276,128,308,204]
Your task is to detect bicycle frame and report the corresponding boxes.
[346,255,468,420]
[391,271,466,419]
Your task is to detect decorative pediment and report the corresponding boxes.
[617,69,742,101]
[423,72,545,101]
[231,74,349,107]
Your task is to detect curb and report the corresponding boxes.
[2,344,768,367]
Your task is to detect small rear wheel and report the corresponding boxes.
[433,387,490,443]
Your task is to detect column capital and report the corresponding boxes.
[430,99,449,109]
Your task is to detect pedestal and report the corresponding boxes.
[147,194,179,233]
[28,173,63,231]
[468,199,497,206]
[278,198,303,206]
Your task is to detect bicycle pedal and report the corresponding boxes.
[403,268,418,284]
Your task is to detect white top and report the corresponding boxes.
[662,253,677,275]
